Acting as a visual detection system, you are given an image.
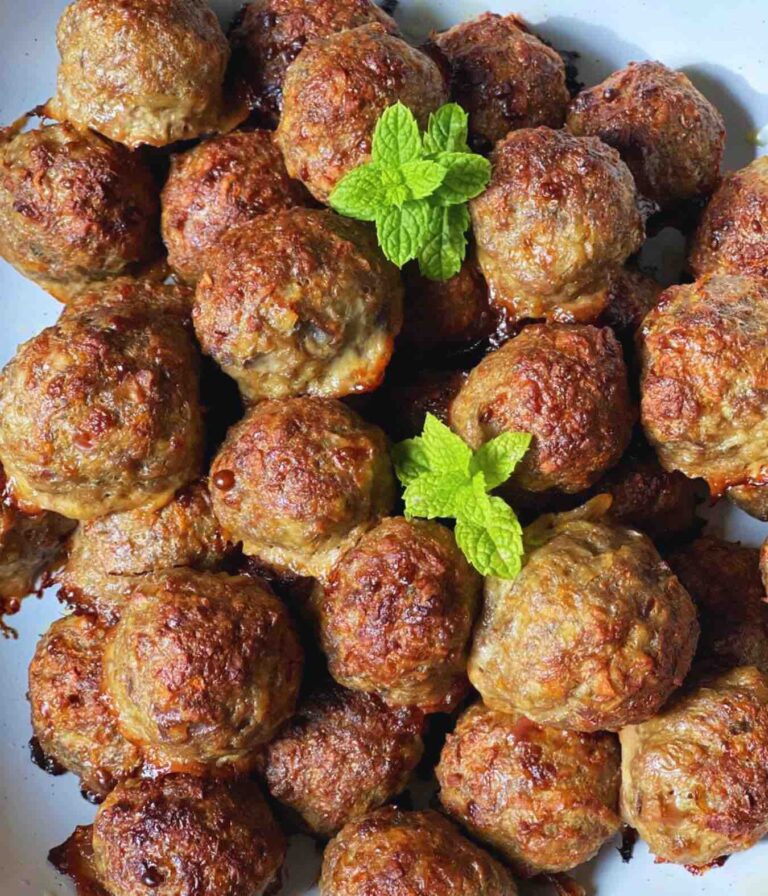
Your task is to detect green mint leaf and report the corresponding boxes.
[454,480,525,579]
[391,438,430,486]
[471,432,533,490]
[372,102,422,168]
[417,204,470,281]
[433,152,491,205]
[400,159,446,200]
[329,163,386,221]
[403,470,468,520]
[423,103,470,154]
[421,413,472,476]
[376,201,428,267]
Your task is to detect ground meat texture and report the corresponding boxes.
[621,666,768,868]
[639,274,768,505]
[28,614,142,800]
[468,500,698,731]
[436,702,621,876]
[312,517,481,712]
[62,277,195,321]
[0,296,203,520]
[567,61,725,207]
[320,807,517,896]
[58,480,232,624]
[103,569,302,775]
[431,13,569,152]
[92,775,285,896]
[450,324,634,494]
[161,130,311,284]
[596,267,663,339]
[193,208,402,402]
[0,120,161,302]
[276,24,448,203]
[261,684,424,837]
[727,483,768,521]
[666,538,768,674]
[210,398,395,579]
[229,0,398,124]
[690,156,768,278]
[471,127,643,323]
[47,0,240,148]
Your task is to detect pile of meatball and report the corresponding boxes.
[0,1,767,894]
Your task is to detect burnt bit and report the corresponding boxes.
[683,855,729,875]
[542,872,587,896]
[29,736,67,776]
[618,824,638,862]
[49,825,108,896]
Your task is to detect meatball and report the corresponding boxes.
[450,324,634,494]
[58,479,232,623]
[48,0,241,148]
[470,127,644,323]
[690,155,768,278]
[193,208,402,402]
[320,807,517,896]
[103,569,302,774]
[727,483,768,521]
[436,702,621,875]
[596,267,663,340]
[762,539,768,594]
[639,274,768,507]
[28,613,142,800]
[261,684,424,837]
[0,294,203,520]
[0,119,161,302]
[92,775,285,896]
[229,0,398,124]
[621,666,768,868]
[567,61,725,207]
[667,538,768,674]
[374,368,467,442]
[431,13,569,151]
[63,276,195,320]
[210,398,395,579]
[312,517,481,712]
[161,130,311,284]
[276,24,448,202]
[468,499,699,731]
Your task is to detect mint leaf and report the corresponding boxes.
[423,103,470,154]
[329,164,386,221]
[471,432,533,490]
[421,413,472,476]
[376,202,428,267]
[400,159,446,200]
[454,483,525,579]
[417,204,470,281]
[372,102,422,168]
[433,153,491,205]
[403,470,468,519]
[391,437,430,485]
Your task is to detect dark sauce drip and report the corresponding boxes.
[141,864,165,888]
[213,470,236,492]
[618,825,638,862]
[29,737,67,776]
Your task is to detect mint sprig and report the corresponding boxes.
[329,103,490,281]
[392,415,532,579]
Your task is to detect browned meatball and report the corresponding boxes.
[48,0,243,148]
[621,666,768,868]
[727,483,768,521]
[690,156,768,278]
[469,498,698,731]
[312,517,480,712]
[58,479,233,623]
[762,539,768,594]
[161,130,311,284]
[639,274,768,508]
[567,61,725,206]
[470,127,644,323]
[193,209,402,402]
[261,684,424,837]
[320,807,517,896]
[28,613,142,800]
[0,294,203,520]
[229,0,398,123]
[0,119,161,302]
[450,324,634,494]
[437,702,621,875]
[210,398,395,579]
[596,267,663,339]
[431,13,569,151]
[103,569,303,774]
[666,538,768,674]
[277,25,448,203]
[62,276,195,320]
[92,775,285,896]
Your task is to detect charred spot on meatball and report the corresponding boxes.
[276,24,448,202]
[567,61,725,207]
[193,208,402,402]
[312,517,481,712]
[437,702,621,876]
[470,127,644,323]
[450,323,634,494]
[431,13,569,151]
[621,666,768,868]
[103,569,303,775]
